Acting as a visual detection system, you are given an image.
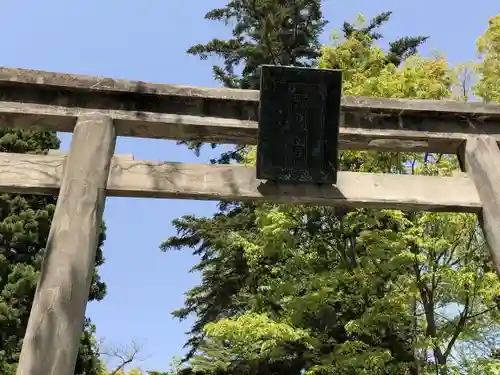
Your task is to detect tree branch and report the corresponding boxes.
[101,340,146,375]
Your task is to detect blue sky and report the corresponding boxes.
[0,0,497,372]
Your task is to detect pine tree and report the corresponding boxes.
[183,0,325,164]
[188,0,325,89]
[165,2,325,364]
[341,12,428,66]
[0,129,106,375]
[165,3,431,374]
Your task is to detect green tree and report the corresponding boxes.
[341,12,428,67]
[184,22,500,375]
[184,0,325,164]
[166,2,327,366]
[0,129,107,374]
[182,8,428,164]
[447,13,500,375]
[474,14,500,102]
[181,29,454,375]
[165,4,432,375]
[168,14,500,375]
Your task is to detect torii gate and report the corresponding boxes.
[0,66,499,375]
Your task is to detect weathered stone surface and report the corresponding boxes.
[0,151,481,213]
[16,113,116,375]
[257,65,342,184]
[2,67,500,154]
[465,135,500,278]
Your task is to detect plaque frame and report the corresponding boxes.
[256,65,342,184]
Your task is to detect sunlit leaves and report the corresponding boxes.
[197,15,500,375]
[167,11,500,375]
[475,15,500,102]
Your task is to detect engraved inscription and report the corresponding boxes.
[288,89,307,175]
[257,65,342,184]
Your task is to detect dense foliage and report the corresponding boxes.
[162,1,492,374]
[475,15,500,102]
[167,3,429,368]
[178,27,500,374]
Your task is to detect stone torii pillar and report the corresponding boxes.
[16,113,116,375]
[465,135,500,278]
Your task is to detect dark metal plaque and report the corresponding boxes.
[256,65,342,184]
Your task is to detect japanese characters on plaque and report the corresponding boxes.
[257,65,342,184]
